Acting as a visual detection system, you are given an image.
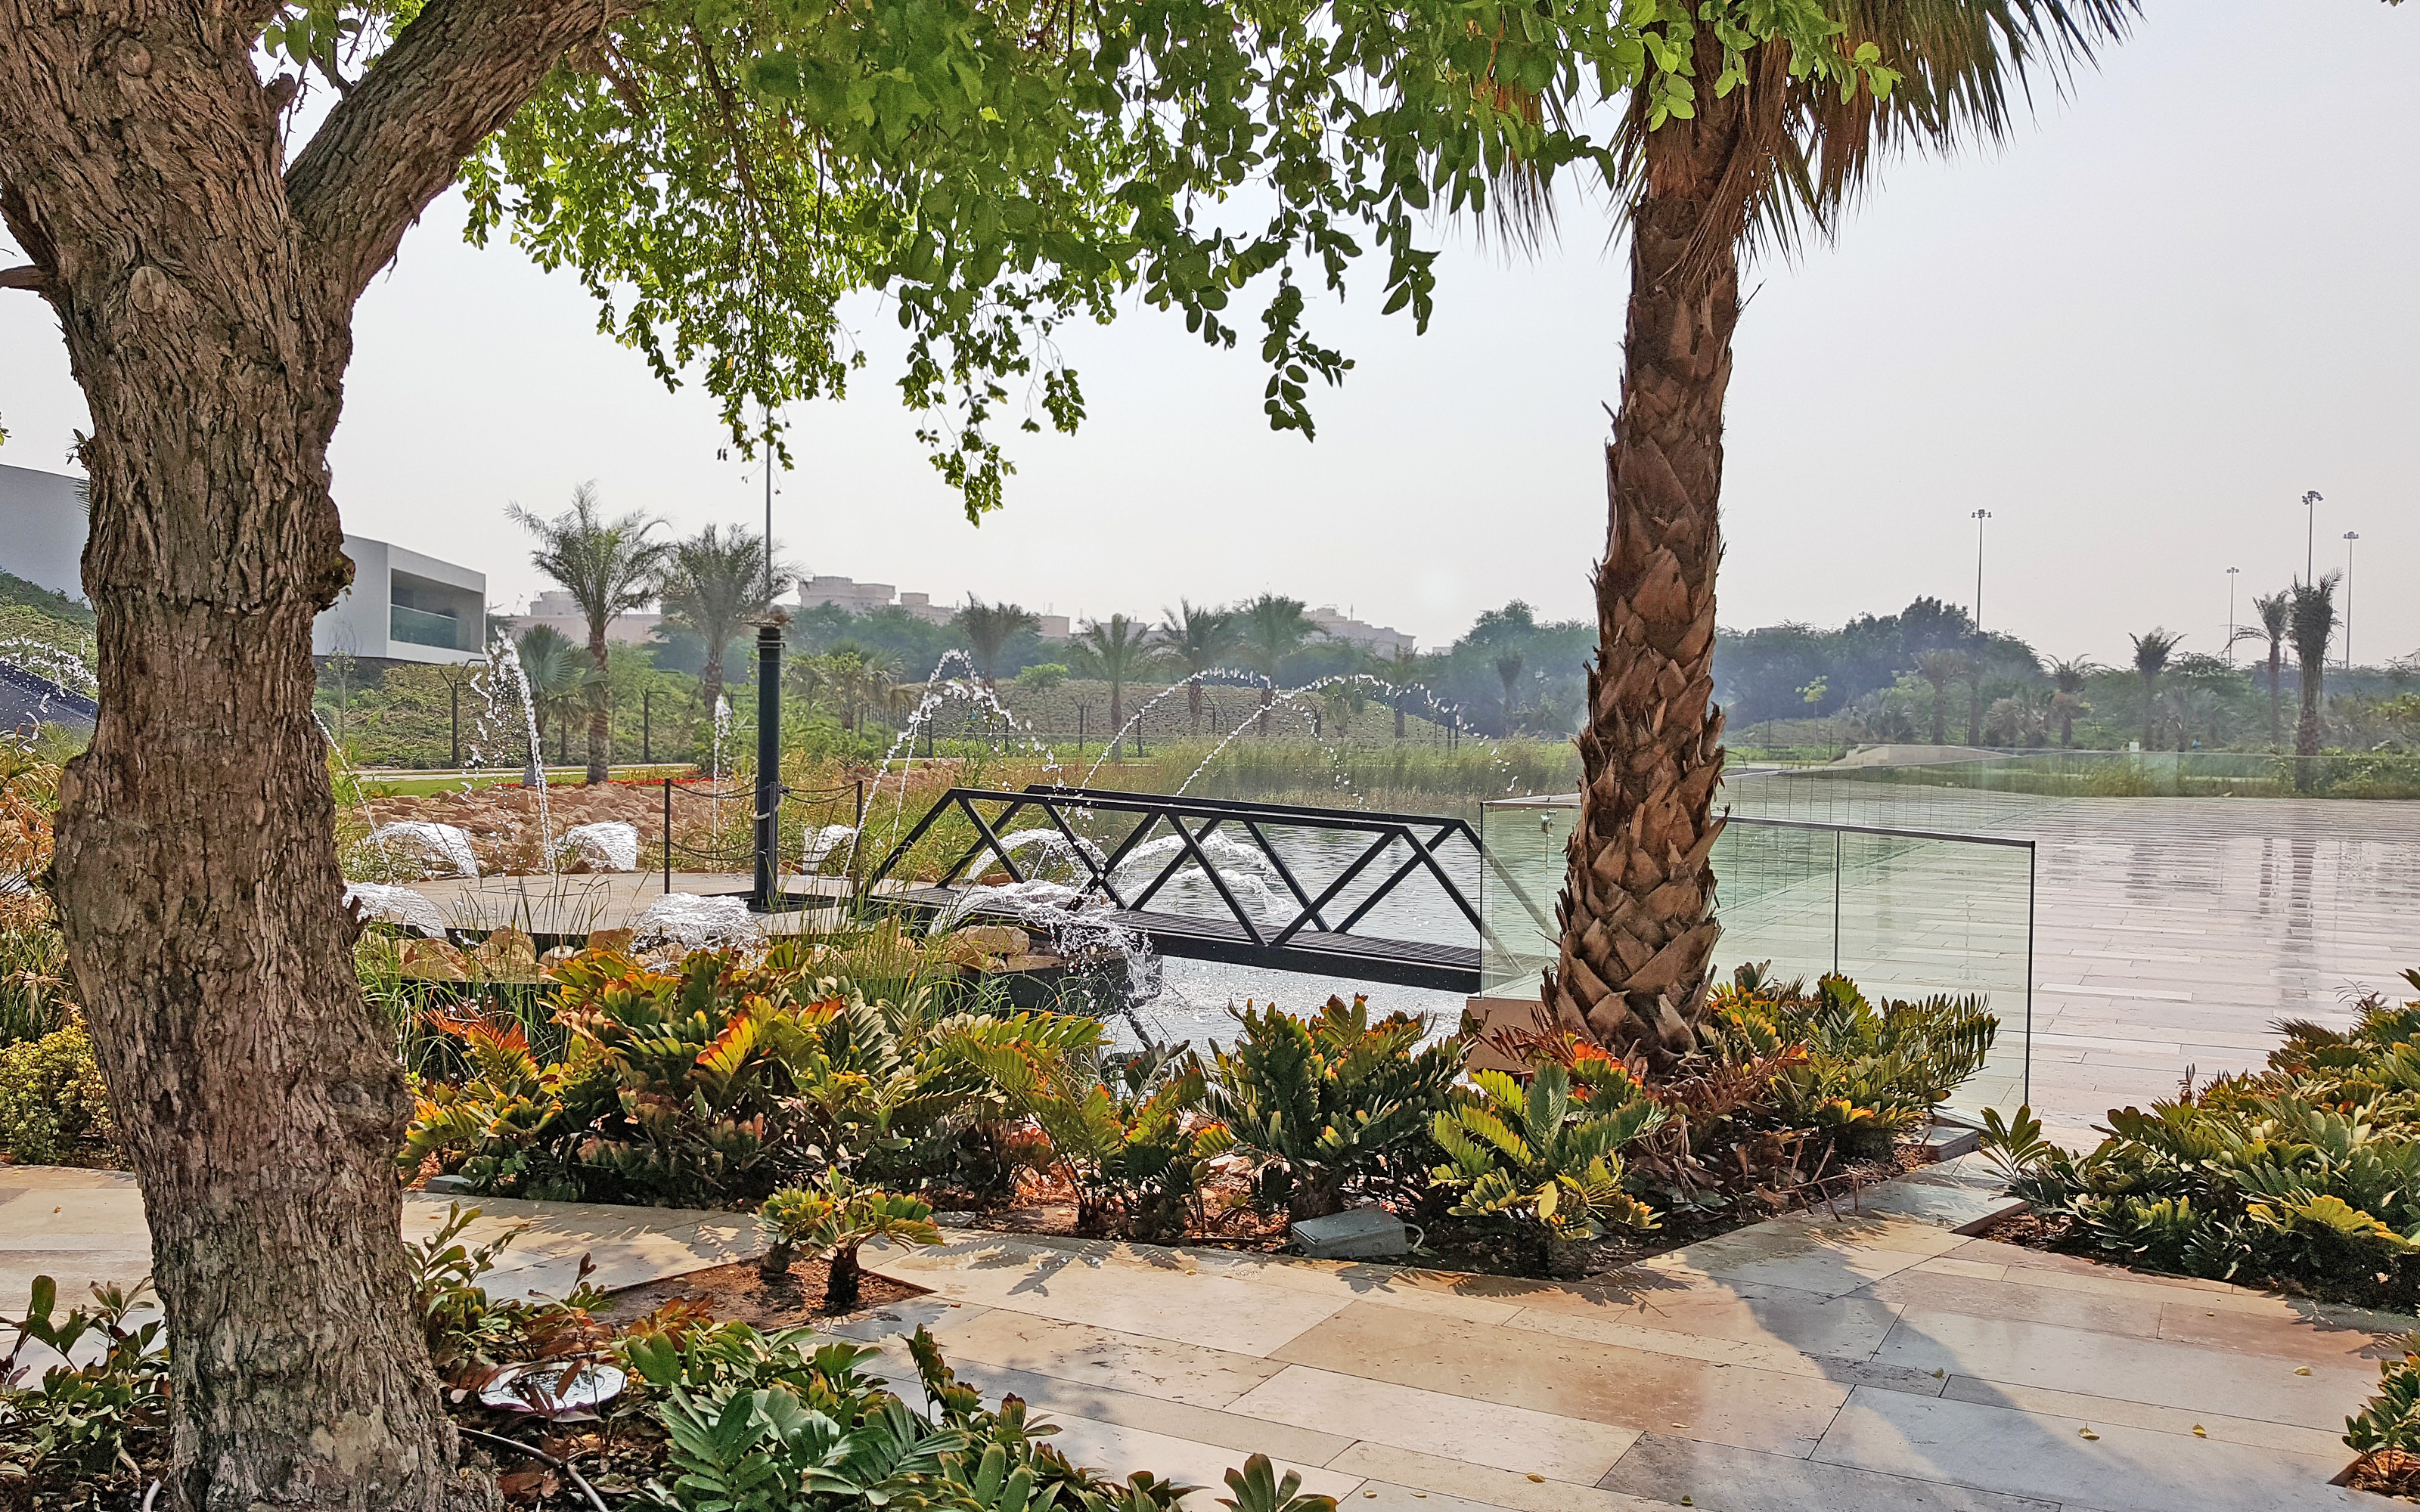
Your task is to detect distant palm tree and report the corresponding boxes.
[508,482,670,783]
[2173,686,2222,752]
[1913,650,1970,746]
[955,597,1040,683]
[1385,643,1423,739]
[660,525,790,725]
[2047,656,2096,748]
[2288,575,2341,767]
[1237,594,1317,736]
[2232,590,2291,748]
[1159,600,1241,736]
[1072,615,1161,759]
[1494,652,1526,737]
[513,624,591,776]
[2129,629,2183,750]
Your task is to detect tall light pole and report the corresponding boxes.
[2226,566,2241,662]
[2299,490,2323,582]
[1970,509,1992,632]
[2344,531,2360,669]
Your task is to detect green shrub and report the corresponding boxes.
[0,1275,167,1487]
[1983,971,2420,1305]
[0,1015,113,1163]
[1429,1061,1665,1266]
[1193,994,1461,1220]
[2347,1333,2420,1459]
[1709,968,1996,1154]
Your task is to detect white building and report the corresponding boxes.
[1308,605,1415,658]
[0,462,488,665]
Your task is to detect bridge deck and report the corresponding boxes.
[898,885,1479,994]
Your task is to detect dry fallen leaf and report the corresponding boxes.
[2079,1428,2100,1441]
[2296,1367,2314,1376]
[2192,1426,2207,1438]
[1526,1473,1546,1483]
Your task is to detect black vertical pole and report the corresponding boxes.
[449,684,461,769]
[1078,705,1084,759]
[753,622,782,909]
[643,689,652,765]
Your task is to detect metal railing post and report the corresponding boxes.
[1832,827,1842,977]
[663,777,674,895]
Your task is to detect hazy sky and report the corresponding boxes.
[2,0,2413,665]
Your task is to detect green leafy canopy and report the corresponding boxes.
[262,0,1890,519]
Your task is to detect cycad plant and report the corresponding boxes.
[954,598,1040,684]
[1193,996,1462,1220]
[2289,574,2341,769]
[1429,1061,1665,1270]
[1159,600,1241,736]
[2129,628,2182,748]
[660,523,790,723]
[508,482,671,782]
[1072,614,1162,758]
[1544,2,2135,1069]
[1237,595,1317,736]
[755,1171,942,1309]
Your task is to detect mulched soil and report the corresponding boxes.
[591,1256,929,1334]
[2340,1447,2420,1498]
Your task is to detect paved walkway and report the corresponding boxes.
[7,1161,2397,1509]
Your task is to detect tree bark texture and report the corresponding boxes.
[2295,652,2324,761]
[0,3,628,1507]
[2267,649,2283,748]
[1544,48,1754,1068]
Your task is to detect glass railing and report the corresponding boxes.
[390,603,469,651]
[1480,795,2034,1116]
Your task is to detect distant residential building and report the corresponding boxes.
[0,462,486,666]
[1308,605,1415,658]
[798,576,1069,640]
[514,589,662,647]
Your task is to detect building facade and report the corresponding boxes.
[1308,605,1416,659]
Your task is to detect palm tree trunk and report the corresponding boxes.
[1395,699,1406,740]
[585,626,610,784]
[1187,677,1203,736]
[700,640,726,733]
[1966,678,1982,746]
[2140,675,2158,749]
[1544,62,1746,1067]
[2267,646,2283,748]
[1109,677,1125,760]
[2296,652,2325,760]
[1258,680,1273,736]
[1931,684,1947,745]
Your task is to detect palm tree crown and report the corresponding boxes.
[955,597,1040,683]
[660,524,791,726]
[2236,589,2291,747]
[1072,614,1162,758]
[2288,575,2340,764]
[1236,594,1318,735]
[507,482,670,782]
[2129,628,2182,748]
[1159,600,1241,736]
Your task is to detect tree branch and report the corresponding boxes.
[0,264,49,291]
[287,0,644,302]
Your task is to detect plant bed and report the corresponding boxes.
[592,1256,930,1334]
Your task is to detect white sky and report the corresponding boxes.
[2,0,2413,664]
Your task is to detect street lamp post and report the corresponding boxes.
[2344,531,2360,669]
[2226,567,2241,662]
[2300,490,2323,582]
[1970,509,1992,631]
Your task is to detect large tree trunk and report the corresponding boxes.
[1257,680,1274,736]
[1930,683,1947,745]
[1544,53,1752,1068]
[1187,678,1203,736]
[699,641,727,747]
[2,4,613,1506]
[2141,676,2158,748]
[2296,653,2324,760]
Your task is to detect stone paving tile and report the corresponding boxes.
[935,1356,1357,1469]
[1933,1377,2350,1458]
[1637,1216,1961,1300]
[1810,1386,2369,1512]
[1872,1309,2374,1432]
[1320,1444,1677,1512]
[1491,1272,1905,1359]
[1225,1365,1641,1483]
[1041,1414,1363,1502]
[1269,1300,1851,1458]
[1599,1433,2062,1512]
[1496,1300,1944,1396]
[2154,1299,2408,1368]
[875,1237,1353,1356]
[914,1309,1286,1408]
[1851,1268,2168,1340]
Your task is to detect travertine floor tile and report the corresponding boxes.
[1041,1414,1362,1501]
[913,1308,1285,1408]
[941,1357,1356,1467]
[1935,1376,2349,1458]
[1852,1268,2167,1339]
[1321,1444,1676,1512]
[1599,1433,2060,1512]
[1225,1365,1640,1483]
